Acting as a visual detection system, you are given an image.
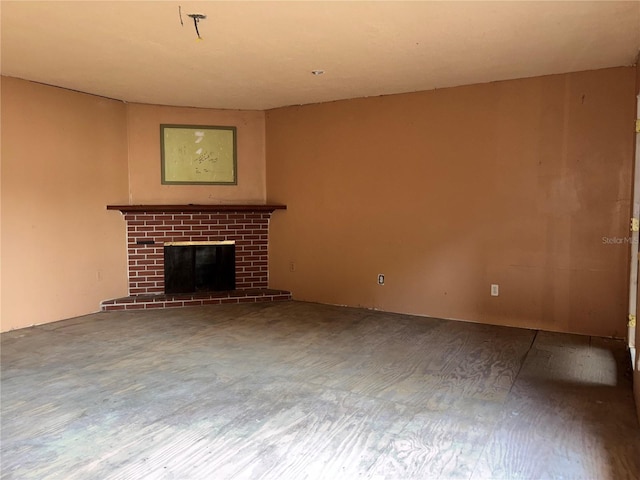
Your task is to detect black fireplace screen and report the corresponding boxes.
[164,244,235,294]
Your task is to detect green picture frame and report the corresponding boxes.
[161,124,237,185]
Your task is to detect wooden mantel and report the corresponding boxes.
[107,204,286,213]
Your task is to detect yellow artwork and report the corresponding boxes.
[161,125,237,184]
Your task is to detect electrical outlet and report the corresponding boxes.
[491,284,499,296]
[378,274,385,285]
[289,262,296,272]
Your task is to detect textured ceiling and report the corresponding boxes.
[1,1,639,110]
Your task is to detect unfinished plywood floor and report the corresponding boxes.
[1,301,639,479]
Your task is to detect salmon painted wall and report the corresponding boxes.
[126,104,265,204]
[266,67,636,338]
[1,77,129,331]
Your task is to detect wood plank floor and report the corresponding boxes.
[1,301,638,479]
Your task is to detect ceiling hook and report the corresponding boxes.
[187,14,207,40]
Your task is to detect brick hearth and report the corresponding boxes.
[101,289,292,311]
[102,204,289,310]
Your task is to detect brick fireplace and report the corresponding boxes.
[101,204,290,310]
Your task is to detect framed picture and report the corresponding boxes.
[161,124,237,185]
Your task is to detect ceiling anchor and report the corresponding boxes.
[187,14,207,40]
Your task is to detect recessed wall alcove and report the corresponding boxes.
[101,204,290,310]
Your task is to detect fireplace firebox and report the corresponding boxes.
[164,242,235,294]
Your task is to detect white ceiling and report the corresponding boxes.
[1,1,639,110]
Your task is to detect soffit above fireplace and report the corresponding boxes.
[107,204,286,213]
